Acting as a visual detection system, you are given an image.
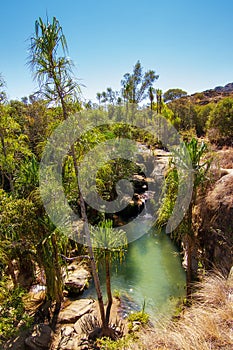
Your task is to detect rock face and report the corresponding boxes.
[58,299,95,323]
[64,262,90,295]
[197,172,233,272]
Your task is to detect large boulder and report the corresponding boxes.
[197,172,233,272]
[64,262,90,295]
[58,299,95,323]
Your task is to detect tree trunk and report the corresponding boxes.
[53,69,107,330]
[105,251,112,326]
[71,143,107,329]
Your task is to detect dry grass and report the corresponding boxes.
[137,271,233,350]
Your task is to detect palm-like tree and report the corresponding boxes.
[96,92,102,109]
[91,220,127,326]
[28,17,107,330]
[172,138,211,297]
[148,86,155,111]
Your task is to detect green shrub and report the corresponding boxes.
[0,282,32,343]
[127,310,149,332]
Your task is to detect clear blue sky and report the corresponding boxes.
[1,0,233,102]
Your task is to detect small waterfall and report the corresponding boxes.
[141,191,154,219]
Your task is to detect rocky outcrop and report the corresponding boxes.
[197,172,233,272]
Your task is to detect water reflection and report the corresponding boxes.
[83,226,186,321]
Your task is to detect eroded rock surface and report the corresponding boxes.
[64,263,90,295]
[197,172,233,272]
[58,299,95,323]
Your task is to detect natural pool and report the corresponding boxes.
[83,223,186,322]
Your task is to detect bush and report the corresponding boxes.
[0,281,32,343]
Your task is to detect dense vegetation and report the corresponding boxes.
[0,15,233,348]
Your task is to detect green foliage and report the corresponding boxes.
[163,88,187,102]
[91,219,127,262]
[127,310,149,332]
[14,155,39,197]
[0,190,39,240]
[0,105,31,192]
[207,97,233,144]
[157,167,179,229]
[113,289,121,299]
[168,99,198,132]
[0,281,33,343]
[96,333,139,350]
[29,16,80,103]
[195,103,214,136]
[121,60,159,104]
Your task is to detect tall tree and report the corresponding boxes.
[28,16,108,332]
[96,92,102,108]
[148,86,155,111]
[91,220,127,326]
[121,61,159,105]
[156,89,163,114]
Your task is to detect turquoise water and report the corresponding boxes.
[83,225,186,321]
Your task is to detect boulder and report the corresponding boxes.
[24,324,52,350]
[58,326,81,350]
[64,263,90,295]
[58,299,94,323]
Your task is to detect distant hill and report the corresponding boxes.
[213,82,233,93]
[189,82,233,105]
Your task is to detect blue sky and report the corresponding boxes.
[1,0,233,102]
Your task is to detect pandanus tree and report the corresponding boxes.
[28,16,110,333]
[172,138,212,297]
[157,138,212,298]
[91,220,127,326]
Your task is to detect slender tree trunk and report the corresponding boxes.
[105,251,112,326]
[71,143,106,329]
[52,65,107,330]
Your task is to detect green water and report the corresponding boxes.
[84,225,186,321]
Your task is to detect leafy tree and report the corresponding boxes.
[163,88,187,102]
[207,97,233,144]
[0,190,39,286]
[106,87,116,105]
[121,61,159,105]
[195,103,214,136]
[0,107,31,192]
[168,98,198,131]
